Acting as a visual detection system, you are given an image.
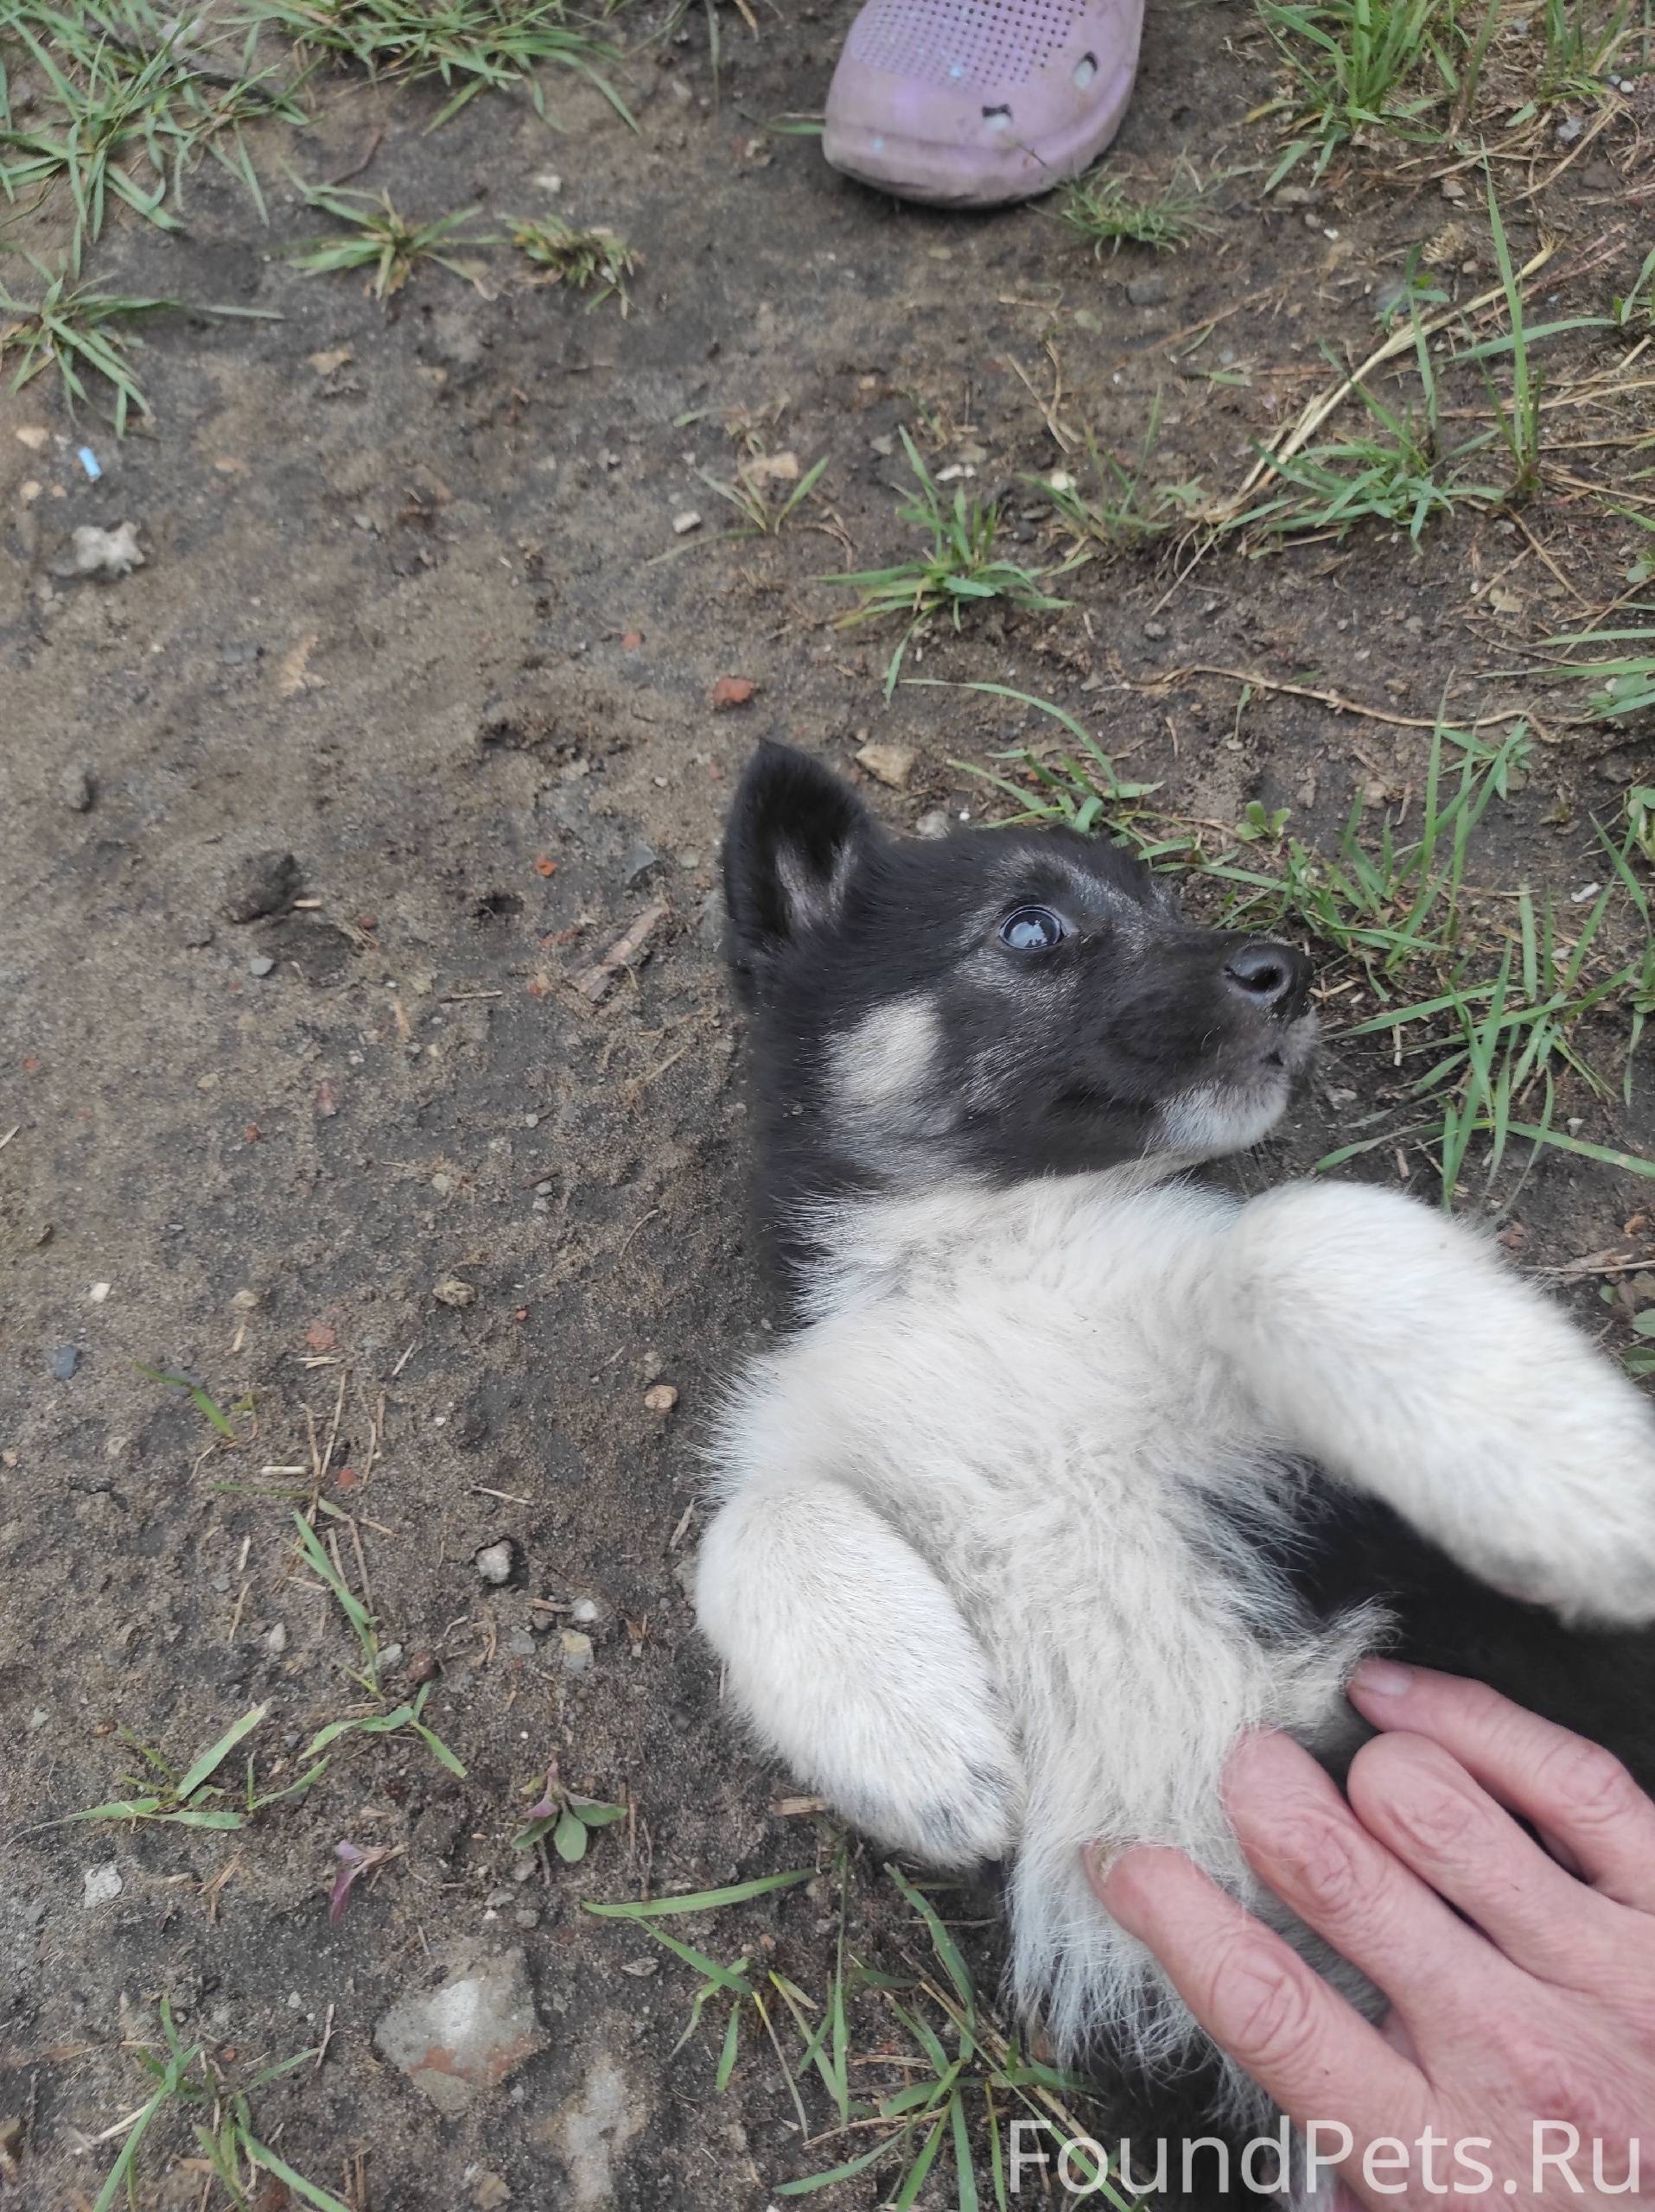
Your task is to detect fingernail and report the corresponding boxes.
[1353,1656,1413,1697]
[1080,1841,1115,1893]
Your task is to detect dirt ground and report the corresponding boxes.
[3,1,1653,2204]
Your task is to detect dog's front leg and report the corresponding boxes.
[1211,1180,1655,1626]
[695,1470,1022,1866]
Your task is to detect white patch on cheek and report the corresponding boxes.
[1156,1076,1291,1162]
[834,996,943,1123]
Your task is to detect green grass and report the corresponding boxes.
[0,259,169,430]
[1539,626,1655,721]
[60,1706,289,1830]
[0,0,309,260]
[508,212,639,308]
[1258,0,1458,186]
[1034,402,1208,553]
[1244,315,1503,543]
[1533,0,1641,102]
[828,429,1071,698]
[589,1859,1132,2209]
[695,453,830,537]
[242,0,632,127]
[283,182,491,298]
[290,1510,468,1774]
[91,2000,349,2212]
[1055,160,1216,256]
[938,683,1655,1206]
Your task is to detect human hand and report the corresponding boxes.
[1086,1661,1655,2206]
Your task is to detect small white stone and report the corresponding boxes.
[83,1863,123,1908]
[264,1622,289,1656]
[671,510,702,536]
[475,1540,514,1586]
[89,1281,111,1303]
[72,522,143,579]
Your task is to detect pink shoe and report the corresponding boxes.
[824,0,1143,208]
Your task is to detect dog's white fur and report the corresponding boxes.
[697,1135,1655,2099]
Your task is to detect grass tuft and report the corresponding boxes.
[283,182,492,298]
[1538,626,1655,722]
[241,0,633,128]
[0,0,309,260]
[1055,159,1217,255]
[1259,0,1457,186]
[591,1856,1133,2207]
[90,2000,350,2212]
[508,213,639,308]
[828,429,1071,697]
[0,258,170,431]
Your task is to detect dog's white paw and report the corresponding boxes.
[829,1705,1022,1867]
[696,1478,1023,1867]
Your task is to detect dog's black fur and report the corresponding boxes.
[727,741,1314,1300]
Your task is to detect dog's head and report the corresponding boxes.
[724,741,1315,1204]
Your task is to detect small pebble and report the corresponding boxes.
[247,955,276,978]
[220,848,299,925]
[914,809,951,840]
[672,510,702,536]
[60,765,95,811]
[264,1622,289,1656]
[1126,274,1170,308]
[49,1344,80,1381]
[88,1281,111,1304]
[558,1629,594,1675]
[181,920,215,949]
[1143,620,1169,641]
[474,1540,515,1586]
[621,840,659,885]
[643,1382,679,1416]
[72,522,143,579]
[83,1863,123,1909]
[434,1275,479,1308]
[856,741,916,791]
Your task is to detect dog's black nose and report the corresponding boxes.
[1223,940,1309,1015]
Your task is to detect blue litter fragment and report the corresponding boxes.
[78,447,102,481]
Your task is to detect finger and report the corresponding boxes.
[1223,1732,1510,2037]
[1351,1661,1655,1911]
[1346,1731,1625,1986]
[1088,1841,1429,2154]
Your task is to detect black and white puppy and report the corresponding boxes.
[695,741,1655,2186]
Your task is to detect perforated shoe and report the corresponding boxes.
[823,0,1143,208]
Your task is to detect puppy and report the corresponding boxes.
[695,741,1655,2193]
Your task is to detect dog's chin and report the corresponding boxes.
[1155,1015,1317,1164]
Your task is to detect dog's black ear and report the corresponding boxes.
[723,743,873,983]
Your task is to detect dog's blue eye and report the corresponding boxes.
[1000,905,1066,951]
